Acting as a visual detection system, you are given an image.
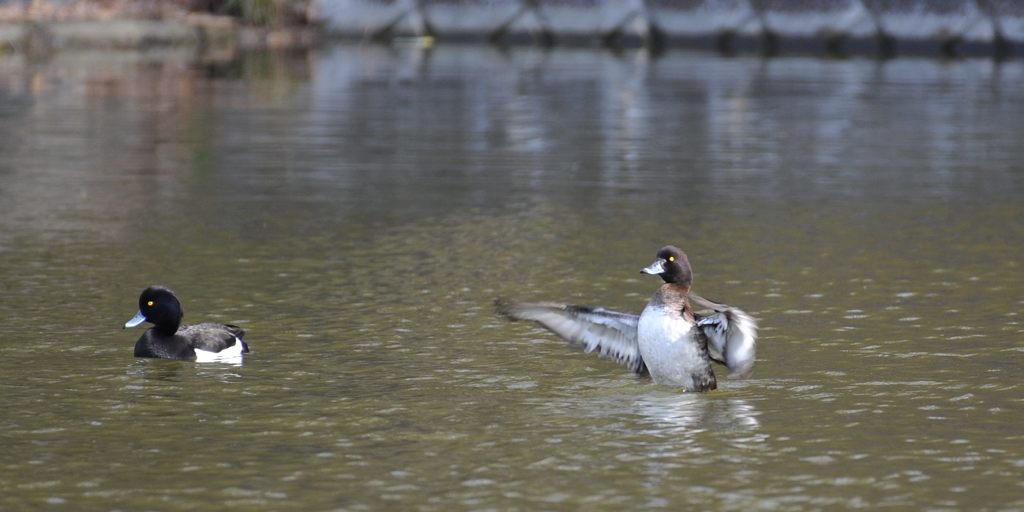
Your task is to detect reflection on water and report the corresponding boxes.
[0,45,1023,510]
[548,390,761,438]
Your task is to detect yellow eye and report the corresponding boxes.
[146,301,154,307]
[668,256,675,262]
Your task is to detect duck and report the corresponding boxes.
[497,245,757,392]
[123,285,250,363]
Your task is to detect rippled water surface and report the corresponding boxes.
[1,46,1023,510]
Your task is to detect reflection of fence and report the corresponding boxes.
[313,0,1024,57]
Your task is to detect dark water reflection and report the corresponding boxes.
[1,46,1022,510]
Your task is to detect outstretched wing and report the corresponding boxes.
[691,294,757,377]
[496,301,646,374]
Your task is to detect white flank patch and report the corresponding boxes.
[637,306,703,389]
[194,337,245,366]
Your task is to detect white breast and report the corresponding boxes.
[637,305,706,389]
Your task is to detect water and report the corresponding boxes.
[1,46,1023,510]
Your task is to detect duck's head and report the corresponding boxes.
[641,245,693,286]
[124,285,184,334]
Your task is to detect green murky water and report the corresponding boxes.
[1,46,1022,510]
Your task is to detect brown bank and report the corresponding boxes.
[0,0,317,53]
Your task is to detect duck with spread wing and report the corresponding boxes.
[497,246,757,392]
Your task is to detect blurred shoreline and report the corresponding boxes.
[1,0,1022,58]
[0,0,317,53]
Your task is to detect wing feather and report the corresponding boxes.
[691,294,757,378]
[179,323,246,353]
[496,301,646,374]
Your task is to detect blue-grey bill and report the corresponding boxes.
[123,310,147,329]
[641,258,666,275]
